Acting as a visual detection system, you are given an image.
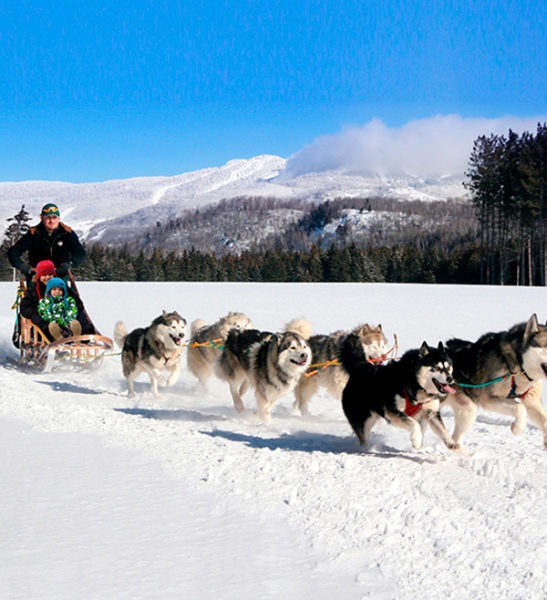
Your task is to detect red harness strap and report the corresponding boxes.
[403,389,422,417]
[508,376,533,401]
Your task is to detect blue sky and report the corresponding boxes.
[1,0,545,182]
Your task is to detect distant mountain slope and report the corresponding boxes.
[0,154,467,243]
[113,196,477,257]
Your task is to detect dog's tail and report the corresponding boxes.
[445,337,476,378]
[191,318,207,338]
[339,333,375,375]
[114,321,128,348]
[285,317,313,340]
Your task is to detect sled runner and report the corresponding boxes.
[12,274,113,371]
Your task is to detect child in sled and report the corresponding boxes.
[20,259,94,336]
[37,277,82,340]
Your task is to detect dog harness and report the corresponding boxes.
[507,374,534,400]
[457,371,534,401]
[402,389,422,417]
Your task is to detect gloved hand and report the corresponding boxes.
[56,262,70,277]
[21,264,32,276]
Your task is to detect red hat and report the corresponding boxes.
[36,260,56,277]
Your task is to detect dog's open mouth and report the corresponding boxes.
[291,357,308,366]
[542,363,547,377]
[170,334,184,346]
[433,378,456,395]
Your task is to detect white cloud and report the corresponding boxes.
[284,114,547,178]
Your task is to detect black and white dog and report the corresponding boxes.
[445,314,547,449]
[340,336,458,451]
[216,328,311,422]
[114,310,187,401]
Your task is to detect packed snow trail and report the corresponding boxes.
[1,282,546,599]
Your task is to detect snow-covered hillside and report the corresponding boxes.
[0,155,467,244]
[1,281,546,599]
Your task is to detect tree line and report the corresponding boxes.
[466,123,546,285]
[67,242,481,284]
[1,123,545,285]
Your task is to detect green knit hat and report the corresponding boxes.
[41,203,60,217]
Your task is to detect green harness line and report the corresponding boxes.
[456,373,512,388]
[457,370,534,400]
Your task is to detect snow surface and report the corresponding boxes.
[1,281,546,600]
[0,155,466,243]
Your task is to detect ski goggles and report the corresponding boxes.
[41,204,60,217]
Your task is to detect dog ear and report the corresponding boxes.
[419,341,430,357]
[266,333,280,362]
[523,314,539,346]
[437,341,445,352]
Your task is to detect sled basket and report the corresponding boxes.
[13,273,113,371]
[19,317,113,371]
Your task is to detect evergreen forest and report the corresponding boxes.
[1,124,545,285]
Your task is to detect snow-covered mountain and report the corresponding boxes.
[0,155,467,243]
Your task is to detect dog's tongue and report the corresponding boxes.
[441,382,456,394]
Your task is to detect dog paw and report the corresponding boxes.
[511,418,526,435]
[233,398,245,414]
[256,410,272,424]
[411,432,423,450]
[166,375,179,387]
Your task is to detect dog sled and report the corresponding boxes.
[12,274,113,371]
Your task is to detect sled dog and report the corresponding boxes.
[286,318,390,414]
[217,328,311,422]
[445,314,547,449]
[187,312,252,391]
[341,337,458,451]
[114,311,188,401]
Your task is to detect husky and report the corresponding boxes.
[286,318,390,415]
[114,311,188,401]
[341,337,459,451]
[445,314,547,449]
[216,328,311,422]
[187,312,252,391]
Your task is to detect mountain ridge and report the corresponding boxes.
[0,154,467,243]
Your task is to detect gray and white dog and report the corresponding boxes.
[187,312,252,392]
[286,318,390,415]
[445,314,547,449]
[216,326,311,422]
[114,310,188,401]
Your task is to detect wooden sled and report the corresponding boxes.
[19,316,113,371]
[13,272,113,371]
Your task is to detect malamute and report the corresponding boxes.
[114,310,188,401]
[341,338,458,451]
[445,314,547,448]
[286,318,390,415]
[187,311,252,391]
[216,328,311,422]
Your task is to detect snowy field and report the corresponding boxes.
[1,281,546,600]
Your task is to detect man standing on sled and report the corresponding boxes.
[7,203,86,280]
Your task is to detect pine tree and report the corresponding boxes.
[1,205,32,280]
[519,123,547,285]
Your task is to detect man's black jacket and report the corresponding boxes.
[8,221,86,275]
